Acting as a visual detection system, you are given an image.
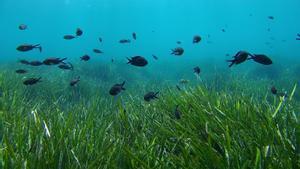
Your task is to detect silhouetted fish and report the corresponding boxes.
[226,51,250,67]
[76,28,83,36]
[19,60,30,65]
[176,41,181,44]
[268,16,274,20]
[99,37,102,43]
[127,56,148,67]
[144,92,159,102]
[221,29,226,32]
[29,61,43,66]
[80,55,90,61]
[250,54,273,65]
[16,69,27,74]
[171,47,184,56]
[193,66,201,75]
[119,39,131,43]
[176,85,181,91]
[19,24,27,30]
[152,54,158,60]
[193,35,201,43]
[23,77,41,86]
[174,105,181,119]
[296,34,300,40]
[64,35,76,40]
[271,86,277,95]
[109,81,125,96]
[43,57,67,65]
[132,32,137,40]
[70,76,80,86]
[58,62,73,70]
[93,49,103,54]
[17,44,42,52]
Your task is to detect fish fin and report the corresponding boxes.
[122,87,126,90]
[226,60,234,67]
[127,58,131,64]
[296,38,300,40]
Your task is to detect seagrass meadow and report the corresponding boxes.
[0,0,300,168]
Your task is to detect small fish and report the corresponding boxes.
[296,34,300,40]
[93,49,103,54]
[17,44,42,52]
[271,86,277,95]
[250,54,273,65]
[76,28,83,36]
[171,47,184,56]
[70,76,80,86]
[152,54,158,60]
[43,57,67,65]
[19,24,27,30]
[119,39,131,43]
[174,105,181,119]
[23,77,42,86]
[111,59,114,63]
[29,61,43,66]
[267,28,271,32]
[268,16,274,20]
[176,41,181,44]
[58,62,73,70]
[132,32,137,40]
[225,54,230,57]
[179,79,189,84]
[80,55,90,61]
[176,85,181,91]
[19,60,30,65]
[109,81,126,96]
[221,29,226,32]
[99,37,102,43]
[63,35,76,40]
[193,66,201,75]
[226,51,251,67]
[15,69,27,74]
[193,35,202,43]
[127,56,148,67]
[144,92,159,102]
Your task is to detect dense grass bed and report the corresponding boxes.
[0,70,299,169]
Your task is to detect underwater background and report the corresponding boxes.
[0,0,299,168]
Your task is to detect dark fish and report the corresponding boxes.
[174,105,181,119]
[296,34,300,40]
[152,54,158,60]
[99,37,102,43]
[93,49,103,54]
[19,60,30,65]
[63,35,76,40]
[58,62,73,70]
[171,47,184,56]
[176,85,181,91]
[221,29,226,32]
[76,28,83,36]
[23,77,42,86]
[127,56,148,67]
[111,59,114,63]
[193,35,202,43]
[17,44,42,52]
[132,32,137,40]
[268,16,274,20]
[226,51,250,67]
[144,92,159,102]
[16,69,27,74]
[70,76,80,86]
[271,86,277,95]
[80,55,90,61]
[43,57,67,65]
[109,81,126,96]
[250,54,273,65]
[119,39,131,43]
[267,28,271,32]
[29,61,43,66]
[18,24,27,30]
[176,41,181,44]
[225,54,230,57]
[193,66,201,75]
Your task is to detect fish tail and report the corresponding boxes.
[126,58,131,64]
[226,60,234,67]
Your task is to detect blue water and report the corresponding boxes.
[0,0,300,83]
